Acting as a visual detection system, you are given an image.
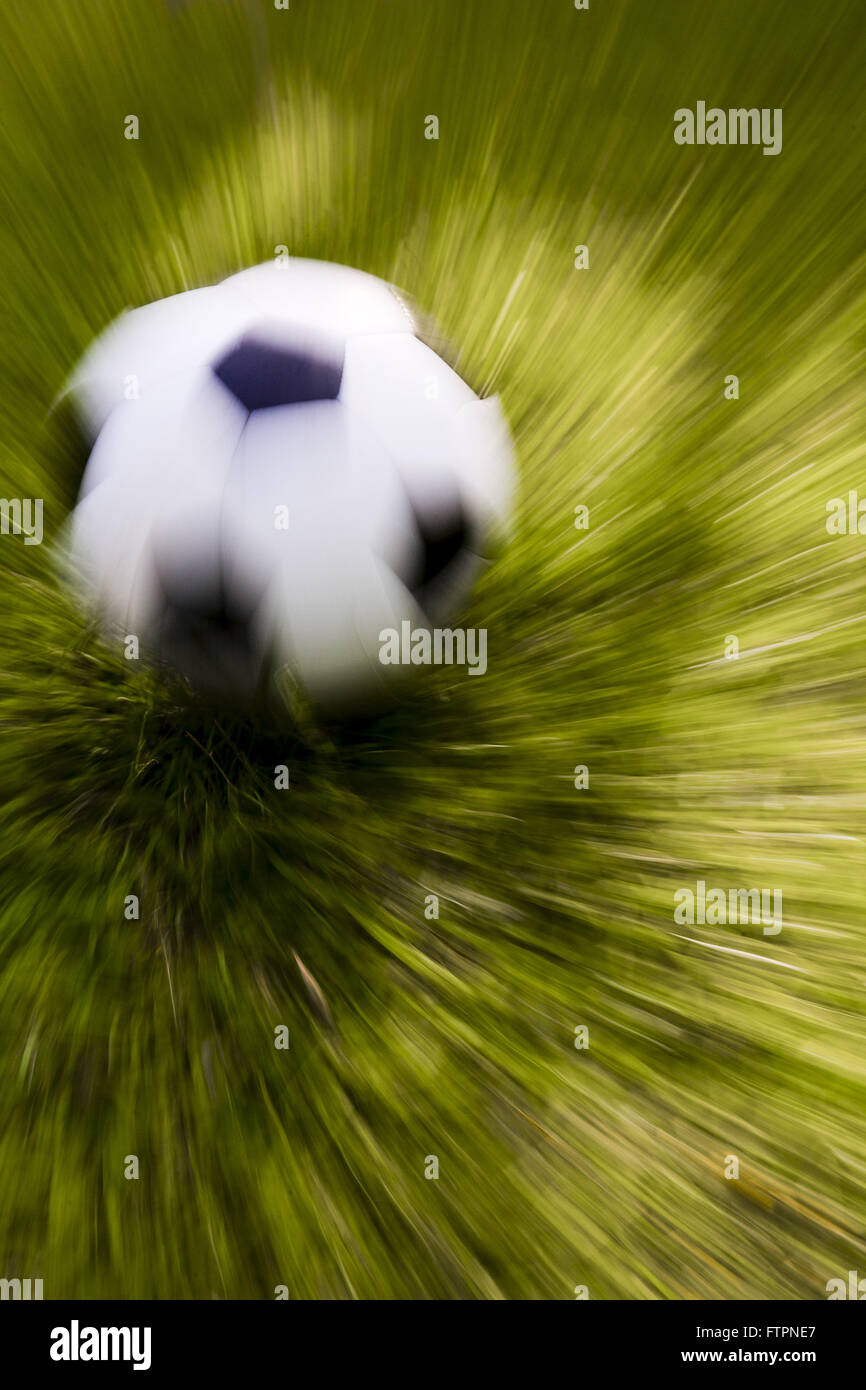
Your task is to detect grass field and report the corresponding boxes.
[1,0,865,1299]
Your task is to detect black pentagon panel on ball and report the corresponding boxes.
[212,332,344,411]
[403,496,474,600]
[412,510,468,590]
[156,571,264,703]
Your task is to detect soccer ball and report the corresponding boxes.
[63,259,514,711]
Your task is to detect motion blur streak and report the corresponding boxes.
[0,0,864,1298]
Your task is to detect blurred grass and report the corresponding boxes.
[0,0,865,1297]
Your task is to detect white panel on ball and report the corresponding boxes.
[68,288,253,438]
[221,260,416,341]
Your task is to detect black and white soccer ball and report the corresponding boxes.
[64,259,514,710]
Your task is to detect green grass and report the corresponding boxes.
[1,0,865,1298]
